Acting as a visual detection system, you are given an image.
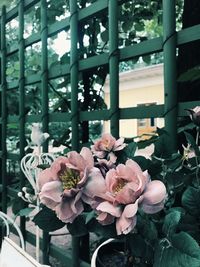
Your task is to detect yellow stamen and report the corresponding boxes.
[59,168,81,190]
[114,179,127,193]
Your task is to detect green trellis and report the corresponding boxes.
[0,0,200,266]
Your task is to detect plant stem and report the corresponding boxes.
[195,127,200,186]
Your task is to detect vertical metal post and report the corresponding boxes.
[1,6,7,214]
[41,0,50,263]
[70,1,80,267]
[109,0,119,138]
[18,0,27,241]
[18,0,27,236]
[70,0,79,151]
[41,0,49,152]
[163,0,177,152]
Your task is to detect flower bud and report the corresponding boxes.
[187,106,200,126]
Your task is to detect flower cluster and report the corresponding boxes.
[38,133,166,235]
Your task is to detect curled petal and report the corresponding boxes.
[142,180,166,205]
[39,181,63,209]
[113,137,126,151]
[80,147,94,169]
[108,152,117,163]
[122,201,138,218]
[67,151,86,171]
[97,212,115,225]
[116,202,138,235]
[83,168,106,198]
[91,149,106,159]
[96,201,121,218]
[38,168,57,190]
[140,200,165,214]
[70,191,82,213]
[56,197,84,223]
[51,156,69,174]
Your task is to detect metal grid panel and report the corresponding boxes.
[0,0,200,266]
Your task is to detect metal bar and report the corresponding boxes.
[41,0,49,152]
[18,0,26,240]
[5,0,40,22]
[7,0,108,54]
[6,22,200,62]
[7,98,200,126]
[70,0,79,151]
[41,0,50,264]
[163,0,177,152]
[109,0,119,138]
[70,1,80,266]
[0,6,7,214]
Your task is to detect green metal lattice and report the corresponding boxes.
[0,0,200,266]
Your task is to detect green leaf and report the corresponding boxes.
[33,206,65,232]
[162,210,182,237]
[165,171,186,193]
[179,213,200,242]
[124,141,137,158]
[87,219,116,238]
[85,210,96,224]
[153,130,172,158]
[100,30,109,42]
[182,186,200,216]
[142,55,151,64]
[177,66,200,82]
[37,164,50,170]
[137,213,158,241]
[12,197,26,215]
[116,141,137,164]
[18,207,34,217]
[154,232,200,267]
[67,215,89,237]
[122,21,133,32]
[132,156,152,171]
[137,135,158,150]
[127,233,154,261]
[134,22,145,32]
[178,122,195,133]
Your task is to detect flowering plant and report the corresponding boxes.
[37,133,166,236]
[28,107,200,266]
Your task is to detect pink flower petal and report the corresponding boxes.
[96,201,121,217]
[142,180,166,205]
[113,137,126,151]
[140,201,165,214]
[67,151,86,171]
[123,201,138,218]
[39,181,63,209]
[56,197,84,223]
[38,168,57,190]
[116,214,137,235]
[97,212,115,225]
[80,147,94,169]
[83,168,106,198]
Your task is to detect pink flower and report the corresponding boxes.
[91,133,126,163]
[187,106,200,126]
[92,159,166,235]
[38,147,94,223]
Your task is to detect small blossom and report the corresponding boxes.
[187,106,200,126]
[181,144,195,163]
[91,133,126,163]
